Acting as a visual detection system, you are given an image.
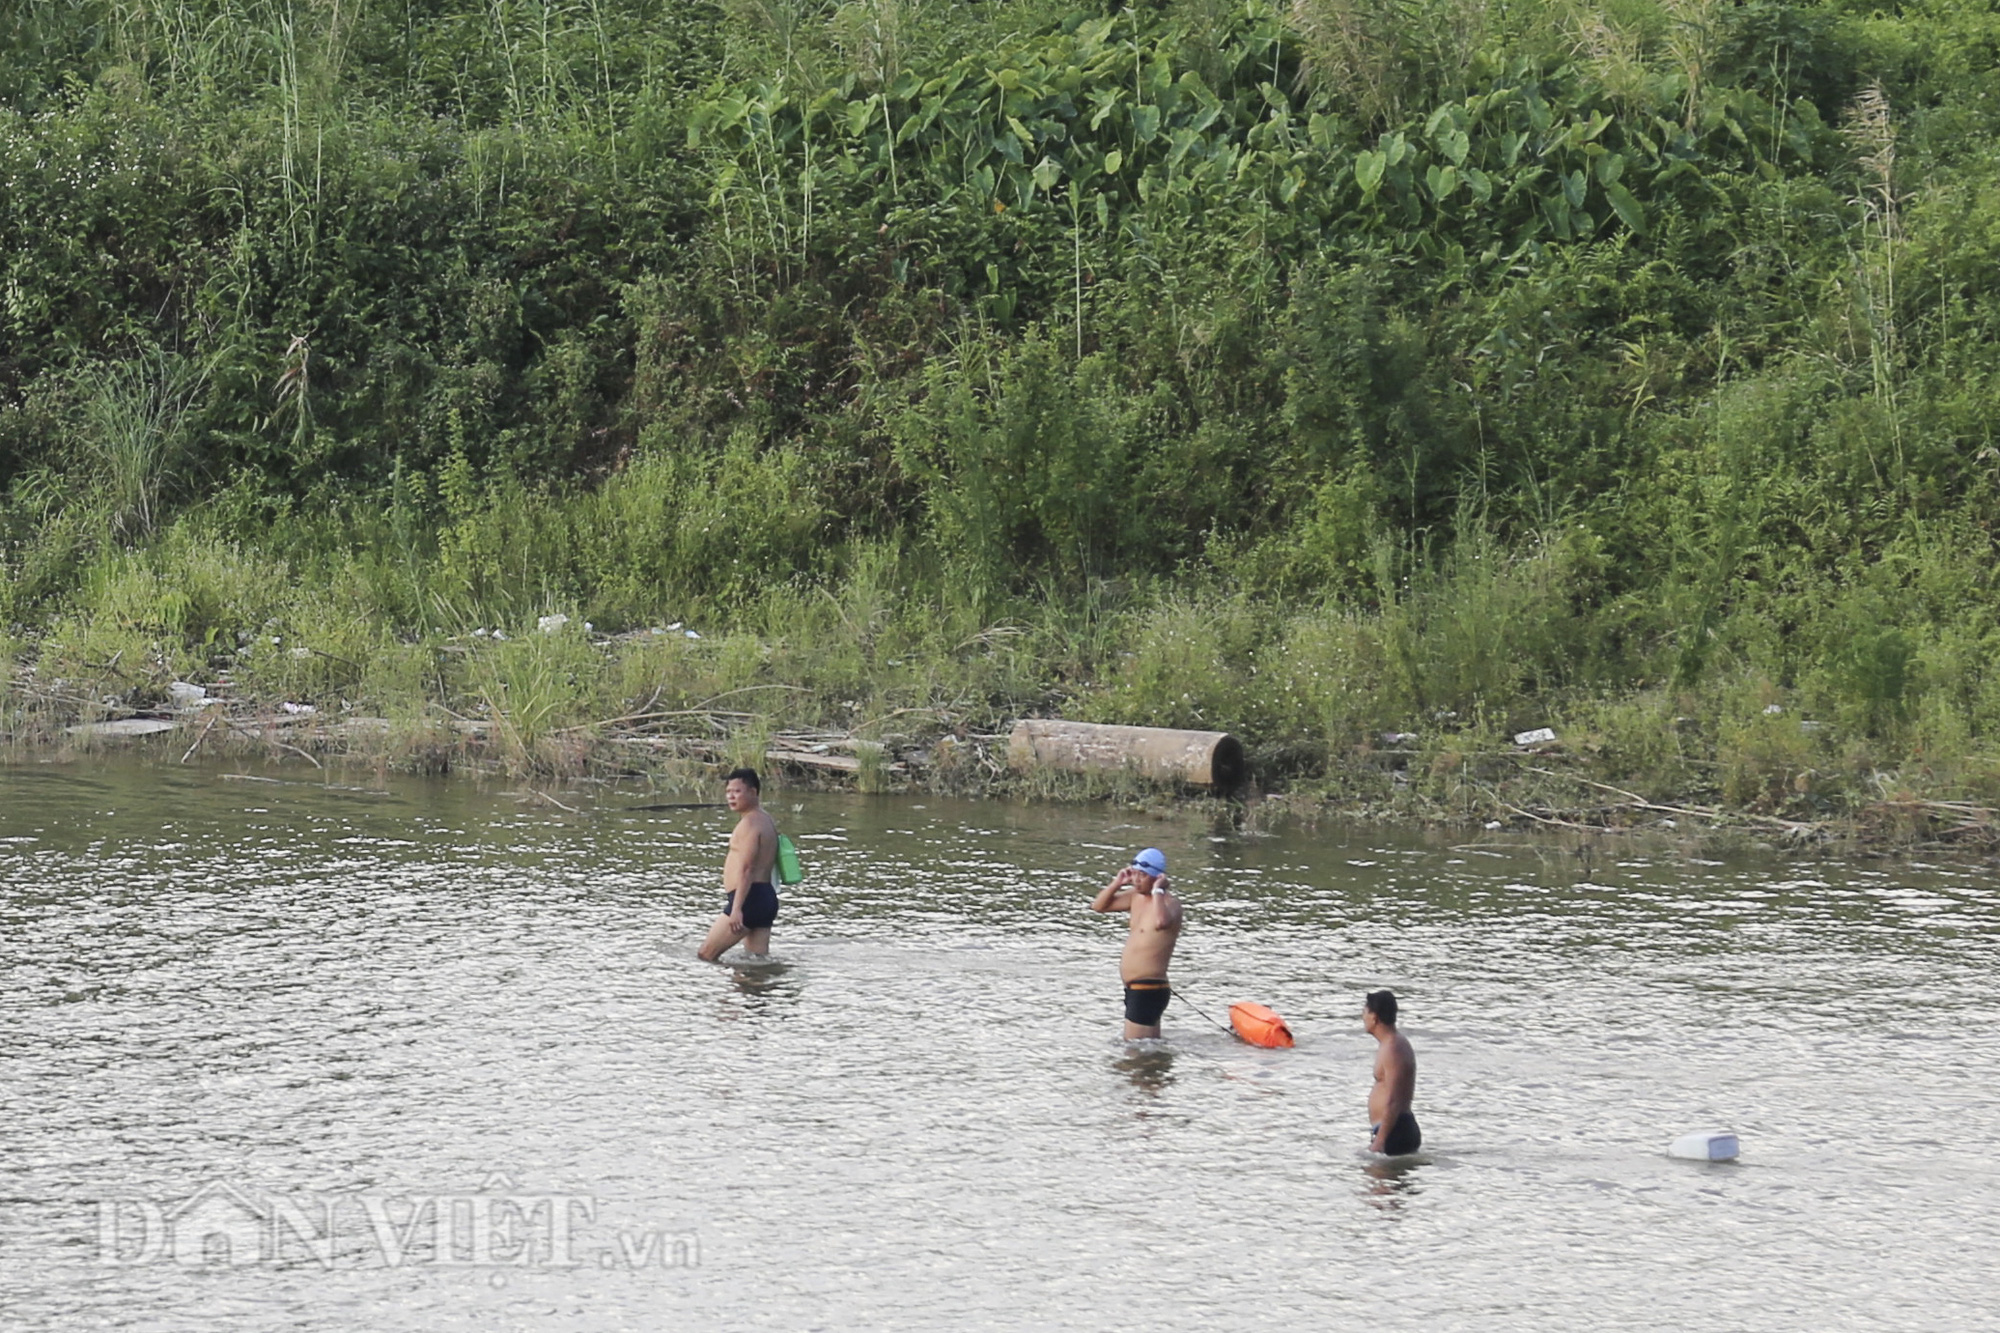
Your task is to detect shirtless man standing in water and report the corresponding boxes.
[697,768,778,962]
[1089,848,1183,1039]
[1364,989,1421,1155]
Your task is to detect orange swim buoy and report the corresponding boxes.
[1229,1002,1295,1049]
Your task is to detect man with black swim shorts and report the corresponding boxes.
[1364,989,1421,1155]
[698,768,779,961]
[1090,848,1183,1039]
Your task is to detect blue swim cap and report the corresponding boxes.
[1130,847,1167,876]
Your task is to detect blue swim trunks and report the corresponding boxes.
[1371,1110,1422,1155]
[725,882,779,931]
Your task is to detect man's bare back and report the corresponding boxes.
[1090,849,1182,1039]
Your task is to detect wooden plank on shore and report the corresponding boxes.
[65,719,178,738]
[1007,719,1246,788]
[765,749,862,773]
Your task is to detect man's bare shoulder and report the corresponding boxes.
[731,809,776,836]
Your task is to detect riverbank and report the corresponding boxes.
[11,618,1998,857]
[10,2,2000,862]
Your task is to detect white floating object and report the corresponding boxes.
[1513,727,1556,746]
[474,628,489,637]
[491,630,507,640]
[537,613,569,634]
[1763,703,1783,715]
[666,622,683,631]
[280,702,315,716]
[684,629,701,639]
[1668,1131,1739,1161]
[167,682,206,704]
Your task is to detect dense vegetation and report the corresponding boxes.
[6,0,2000,821]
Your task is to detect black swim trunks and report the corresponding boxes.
[725,882,779,931]
[1123,978,1171,1026]
[1371,1110,1423,1156]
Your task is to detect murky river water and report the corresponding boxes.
[2,759,1996,1330]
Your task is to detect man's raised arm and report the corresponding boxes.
[1090,867,1140,913]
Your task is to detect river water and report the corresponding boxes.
[2,759,1995,1330]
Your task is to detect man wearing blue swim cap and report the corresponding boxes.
[1089,847,1183,1039]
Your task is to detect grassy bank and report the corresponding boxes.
[7,520,1999,851]
[7,2,2000,850]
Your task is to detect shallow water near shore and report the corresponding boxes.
[3,759,1997,1331]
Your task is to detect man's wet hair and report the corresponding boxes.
[724,767,761,791]
[1365,990,1398,1026]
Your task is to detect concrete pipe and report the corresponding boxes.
[1007,720,1247,790]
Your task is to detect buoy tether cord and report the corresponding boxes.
[1170,986,1238,1039]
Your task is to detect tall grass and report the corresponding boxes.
[81,354,209,542]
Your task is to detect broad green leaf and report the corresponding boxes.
[1604,181,1645,232]
[1032,155,1062,192]
[1089,87,1124,131]
[1564,168,1587,208]
[1104,149,1123,175]
[1094,193,1109,228]
[1006,116,1035,150]
[1132,104,1162,143]
[1178,70,1219,106]
[1439,127,1469,166]
[1355,149,1387,196]
[1464,167,1493,205]
[898,98,942,143]
[1595,151,1625,185]
[1383,132,1409,166]
[1543,193,1572,238]
[994,69,1022,91]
